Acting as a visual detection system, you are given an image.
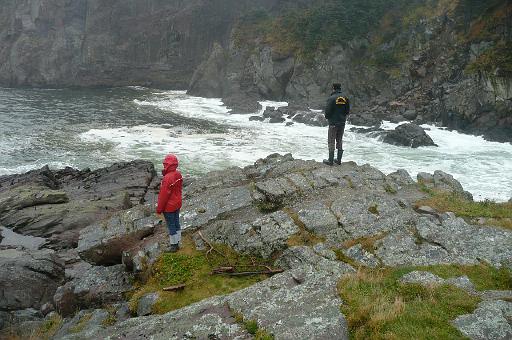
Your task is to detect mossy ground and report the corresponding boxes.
[128,235,271,315]
[415,191,512,230]
[232,311,275,340]
[338,264,511,340]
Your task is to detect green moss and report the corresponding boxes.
[245,319,259,335]
[384,183,398,194]
[256,200,282,213]
[101,306,117,327]
[368,204,380,215]
[338,266,489,339]
[128,235,272,315]
[232,311,274,339]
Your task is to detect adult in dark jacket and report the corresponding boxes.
[323,83,350,165]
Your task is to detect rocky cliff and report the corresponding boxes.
[1,155,511,339]
[0,0,285,88]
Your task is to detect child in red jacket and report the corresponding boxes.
[156,154,183,252]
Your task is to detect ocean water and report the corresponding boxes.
[1,87,511,201]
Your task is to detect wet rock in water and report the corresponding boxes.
[453,300,512,340]
[249,115,265,121]
[54,264,133,317]
[0,161,156,248]
[348,113,382,126]
[262,107,282,119]
[223,94,260,115]
[403,109,418,120]
[290,111,328,127]
[77,205,159,265]
[382,123,437,148]
[0,248,64,311]
[137,293,160,316]
[269,116,286,123]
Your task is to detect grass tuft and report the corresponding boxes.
[31,313,63,340]
[232,311,274,340]
[338,264,511,339]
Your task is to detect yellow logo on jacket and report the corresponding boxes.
[336,96,347,105]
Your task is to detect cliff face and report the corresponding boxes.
[0,0,281,88]
[188,1,512,142]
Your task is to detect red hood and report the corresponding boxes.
[162,154,179,175]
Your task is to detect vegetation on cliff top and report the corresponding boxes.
[235,0,511,74]
[338,264,511,339]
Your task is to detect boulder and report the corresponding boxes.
[137,293,160,317]
[77,205,160,265]
[403,109,418,120]
[54,265,133,317]
[0,248,64,311]
[198,211,299,258]
[269,116,286,123]
[382,123,437,148]
[291,111,329,127]
[453,300,512,340]
[249,115,265,121]
[70,296,251,339]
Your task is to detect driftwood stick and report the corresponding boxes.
[197,231,230,264]
[162,284,186,291]
[213,269,284,276]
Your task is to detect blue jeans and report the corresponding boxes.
[163,210,181,236]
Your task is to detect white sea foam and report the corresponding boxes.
[79,91,512,201]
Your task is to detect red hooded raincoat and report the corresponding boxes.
[156,154,183,214]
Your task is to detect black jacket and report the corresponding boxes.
[324,90,350,125]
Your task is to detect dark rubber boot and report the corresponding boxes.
[169,244,179,253]
[335,149,344,165]
[323,150,334,166]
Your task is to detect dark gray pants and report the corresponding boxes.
[328,124,345,151]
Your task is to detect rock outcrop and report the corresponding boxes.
[1,154,511,339]
[382,123,438,148]
[0,161,156,248]
[0,248,64,311]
